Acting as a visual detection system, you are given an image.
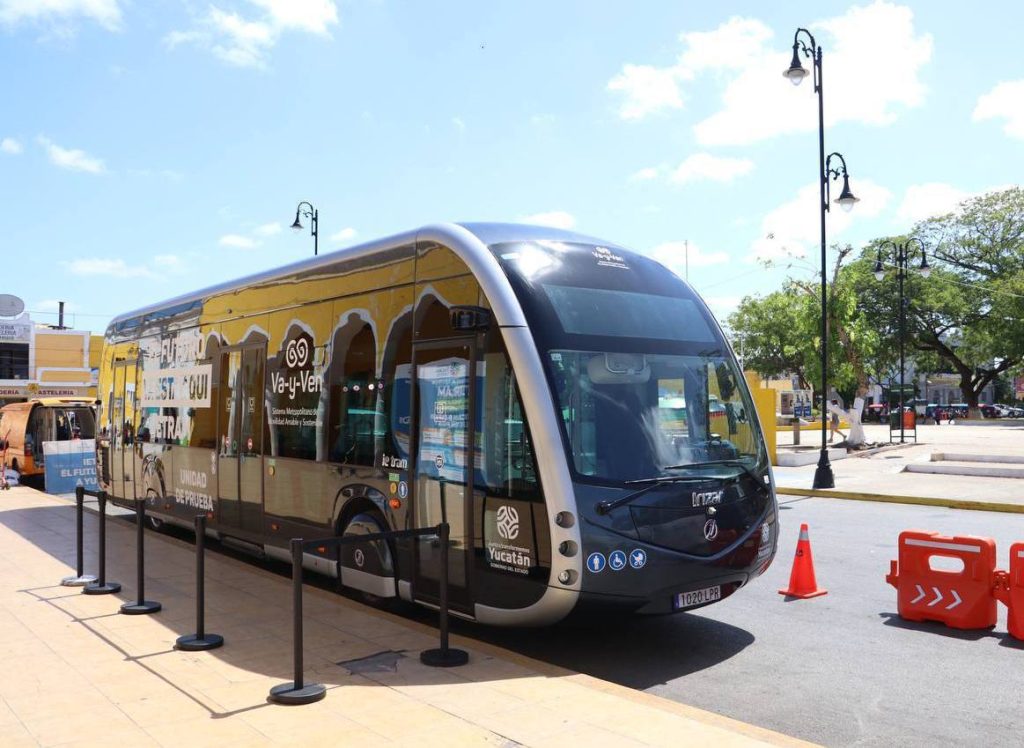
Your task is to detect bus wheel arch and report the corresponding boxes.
[335,493,397,604]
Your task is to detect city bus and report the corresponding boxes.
[96,223,777,626]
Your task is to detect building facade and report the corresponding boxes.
[0,297,102,404]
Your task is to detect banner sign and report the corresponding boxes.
[42,439,98,494]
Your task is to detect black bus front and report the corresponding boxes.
[491,235,778,615]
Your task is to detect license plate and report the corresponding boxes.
[675,585,722,609]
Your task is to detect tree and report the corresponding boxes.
[906,188,1024,416]
[727,291,810,387]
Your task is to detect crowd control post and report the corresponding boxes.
[120,498,161,615]
[176,514,223,651]
[61,485,97,587]
[83,491,121,595]
[420,521,469,667]
[269,538,326,705]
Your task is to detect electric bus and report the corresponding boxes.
[96,223,777,626]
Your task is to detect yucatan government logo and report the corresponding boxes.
[496,505,520,541]
[285,337,310,369]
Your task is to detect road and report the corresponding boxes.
[467,497,1024,747]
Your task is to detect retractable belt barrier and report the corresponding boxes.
[885,530,998,630]
[993,542,1024,641]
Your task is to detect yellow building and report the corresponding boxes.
[0,296,102,404]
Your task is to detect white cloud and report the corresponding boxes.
[254,221,281,236]
[973,80,1024,139]
[520,211,576,230]
[452,117,466,132]
[1,137,22,154]
[897,183,972,224]
[629,166,660,182]
[670,153,754,185]
[648,241,730,276]
[0,0,123,31]
[63,258,153,278]
[701,295,744,320]
[166,0,339,69]
[219,234,258,249]
[36,135,105,173]
[152,254,186,274]
[750,177,893,262]
[608,3,933,146]
[329,227,357,243]
[607,64,686,120]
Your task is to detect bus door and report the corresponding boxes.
[216,345,265,537]
[109,359,137,501]
[411,340,475,614]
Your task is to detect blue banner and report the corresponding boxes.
[42,439,98,494]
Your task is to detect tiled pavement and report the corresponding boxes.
[0,486,811,747]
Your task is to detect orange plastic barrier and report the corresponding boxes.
[993,542,1024,641]
[885,530,998,630]
[902,409,915,429]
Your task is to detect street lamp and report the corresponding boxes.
[784,26,860,489]
[873,238,930,443]
[291,201,319,256]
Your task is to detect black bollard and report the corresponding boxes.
[175,514,223,651]
[269,538,326,705]
[420,522,468,667]
[83,491,121,595]
[61,486,96,587]
[120,499,161,615]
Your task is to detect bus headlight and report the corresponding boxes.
[558,540,578,557]
[555,511,575,528]
[557,569,577,585]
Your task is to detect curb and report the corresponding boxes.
[778,487,1024,514]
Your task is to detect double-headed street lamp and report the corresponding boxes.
[874,238,930,443]
[291,201,319,256]
[784,27,860,490]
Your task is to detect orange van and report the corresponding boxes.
[0,398,96,476]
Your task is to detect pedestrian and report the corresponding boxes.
[828,399,846,443]
[935,407,943,425]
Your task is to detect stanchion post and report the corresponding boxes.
[269,538,326,705]
[83,491,121,595]
[420,521,468,667]
[62,485,96,586]
[120,498,161,615]
[175,514,223,651]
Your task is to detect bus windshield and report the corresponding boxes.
[548,350,763,483]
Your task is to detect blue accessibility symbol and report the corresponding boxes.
[629,549,647,569]
[586,552,606,573]
[609,550,627,571]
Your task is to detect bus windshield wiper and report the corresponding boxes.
[595,475,700,516]
[662,459,761,483]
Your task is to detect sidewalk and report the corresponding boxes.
[774,422,1024,512]
[0,486,810,748]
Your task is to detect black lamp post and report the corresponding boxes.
[291,201,318,256]
[784,27,860,490]
[874,238,930,443]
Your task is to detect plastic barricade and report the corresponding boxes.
[885,530,998,630]
[993,542,1024,641]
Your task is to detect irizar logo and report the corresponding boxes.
[496,505,520,540]
[285,337,310,369]
[692,489,724,507]
[703,519,720,541]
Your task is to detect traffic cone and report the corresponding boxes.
[778,523,827,598]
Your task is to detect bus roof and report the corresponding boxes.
[105,222,630,335]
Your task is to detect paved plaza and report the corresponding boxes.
[774,421,1024,509]
[0,486,807,748]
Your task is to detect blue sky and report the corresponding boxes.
[1,0,1022,334]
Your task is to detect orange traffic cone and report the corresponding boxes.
[778,523,827,598]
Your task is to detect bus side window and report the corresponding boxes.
[477,349,539,499]
[328,320,378,466]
